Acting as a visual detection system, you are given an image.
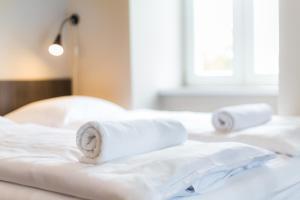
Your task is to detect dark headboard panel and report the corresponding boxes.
[0,79,71,115]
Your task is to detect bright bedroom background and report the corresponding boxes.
[0,0,299,115]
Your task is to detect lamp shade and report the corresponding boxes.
[49,34,64,56]
[48,44,64,56]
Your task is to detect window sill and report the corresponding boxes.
[158,85,278,97]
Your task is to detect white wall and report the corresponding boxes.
[159,93,277,112]
[0,0,70,80]
[130,0,183,109]
[278,0,300,115]
[70,0,132,108]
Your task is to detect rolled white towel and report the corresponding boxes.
[212,104,272,132]
[76,119,187,163]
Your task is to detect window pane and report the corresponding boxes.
[193,0,234,76]
[254,0,279,75]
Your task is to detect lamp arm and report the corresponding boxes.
[58,17,71,35]
[58,14,80,35]
[49,13,79,56]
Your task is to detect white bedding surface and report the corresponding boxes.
[189,115,300,156]
[0,156,299,200]
[2,109,300,199]
[127,110,300,156]
[0,181,80,200]
[189,156,300,200]
[0,118,274,200]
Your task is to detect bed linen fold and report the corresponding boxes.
[0,181,81,200]
[0,156,299,200]
[182,156,300,200]
[0,119,274,200]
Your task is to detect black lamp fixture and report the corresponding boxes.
[49,14,80,56]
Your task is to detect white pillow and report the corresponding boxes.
[5,96,127,129]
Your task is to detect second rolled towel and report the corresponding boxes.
[76,119,187,163]
[212,104,272,132]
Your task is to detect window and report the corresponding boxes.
[185,0,279,86]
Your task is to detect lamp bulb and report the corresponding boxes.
[48,44,64,56]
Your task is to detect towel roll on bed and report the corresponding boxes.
[212,104,273,132]
[76,119,187,163]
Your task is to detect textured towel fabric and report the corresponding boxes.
[212,104,272,132]
[76,119,187,163]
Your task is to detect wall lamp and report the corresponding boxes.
[49,14,80,56]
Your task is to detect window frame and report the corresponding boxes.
[184,0,278,87]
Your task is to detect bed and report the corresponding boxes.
[122,109,300,200]
[0,117,276,200]
[0,81,300,199]
[0,155,298,200]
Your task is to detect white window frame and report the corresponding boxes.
[184,0,278,87]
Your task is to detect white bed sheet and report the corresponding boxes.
[127,110,300,156]
[272,181,300,200]
[0,181,80,200]
[125,110,300,199]
[0,118,276,200]
[2,110,300,199]
[186,156,300,200]
[0,156,299,200]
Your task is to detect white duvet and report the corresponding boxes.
[0,117,274,200]
[189,115,300,157]
[0,156,299,200]
[184,156,300,200]
[5,96,300,156]
[124,110,300,156]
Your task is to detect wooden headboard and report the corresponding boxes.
[0,79,71,115]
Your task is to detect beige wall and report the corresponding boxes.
[278,0,300,115]
[0,0,70,80]
[70,0,131,108]
[0,0,132,107]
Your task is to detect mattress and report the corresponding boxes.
[0,155,299,200]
